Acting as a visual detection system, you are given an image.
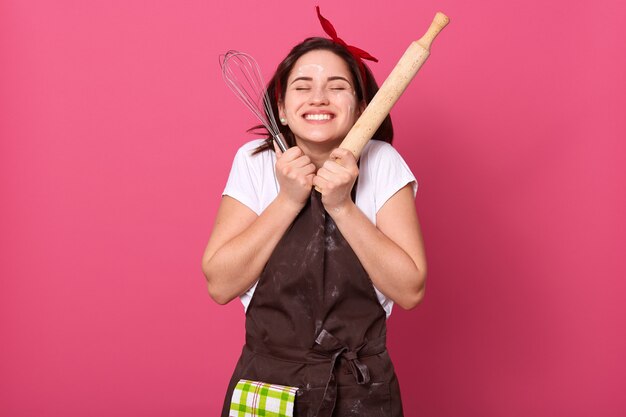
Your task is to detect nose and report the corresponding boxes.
[309,86,329,105]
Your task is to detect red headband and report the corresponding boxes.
[275,7,378,104]
[316,6,378,87]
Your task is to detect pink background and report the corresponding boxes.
[1,0,625,416]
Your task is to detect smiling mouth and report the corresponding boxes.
[303,113,334,121]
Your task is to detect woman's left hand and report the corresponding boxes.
[313,148,359,214]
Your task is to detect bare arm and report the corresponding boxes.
[330,185,427,309]
[201,195,301,304]
[202,146,316,304]
[313,148,427,310]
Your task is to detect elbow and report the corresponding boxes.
[209,288,232,305]
[206,279,234,305]
[400,287,425,310]
[398,271,427,310]
[202,262,234,305]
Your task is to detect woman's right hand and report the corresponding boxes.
[274,142,316,209]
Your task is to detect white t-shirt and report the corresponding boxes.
[223,139,417,318]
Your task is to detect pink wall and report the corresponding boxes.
[1,0,624,416]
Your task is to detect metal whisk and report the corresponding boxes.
[220,50,288,152]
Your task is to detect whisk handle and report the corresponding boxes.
[274,133,288,153]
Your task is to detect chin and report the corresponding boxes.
[299,135,343,146]
[298,129,347,143]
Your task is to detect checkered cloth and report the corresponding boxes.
[229,379,299,417]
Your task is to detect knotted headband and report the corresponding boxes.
[275,7,379,103]
[316,6,378,87]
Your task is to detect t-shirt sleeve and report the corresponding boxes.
[222,145,261,215]
[374,144,418,213]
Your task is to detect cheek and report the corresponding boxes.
[332,91,359,112]
[282,96,301,116]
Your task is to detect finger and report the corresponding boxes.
[290,162,317,178]
[304,173,315,187]
[326,150,358,175]
[314,167,334,183]
[291,155,314,169]
[273,140,283,159]
[323,160,358,182]
[321,160,345,175]
[281,146,304,162]
[330,147,357,166]
[300,163,317,176]
[312,174,329,191]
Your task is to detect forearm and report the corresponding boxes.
[329,202,426,309]
[204,195,302,304]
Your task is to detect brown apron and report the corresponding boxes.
[221,190,404,417]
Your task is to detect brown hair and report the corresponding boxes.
[252,37,393,154]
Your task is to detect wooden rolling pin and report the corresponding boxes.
[340,12,450,158]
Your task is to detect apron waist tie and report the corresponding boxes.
[246,329,386,417]
[313,329,386,417]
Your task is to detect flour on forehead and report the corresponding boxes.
[292,63,326,77]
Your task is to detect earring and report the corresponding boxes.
[280,117,287,125]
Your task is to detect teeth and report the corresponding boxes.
[304,114,332,121]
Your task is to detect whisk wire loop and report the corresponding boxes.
[220,50,287,152]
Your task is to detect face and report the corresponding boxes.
[278,49,364,149]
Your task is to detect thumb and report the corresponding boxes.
[329,147,353,166]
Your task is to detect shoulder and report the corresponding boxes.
[224,139,276,215]
[360,140,413,178]
[360,140,404,166]
[231,139,276,170]
[233,139,271,158]
[359,140,417,211]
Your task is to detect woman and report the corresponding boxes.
[203,8,427,417]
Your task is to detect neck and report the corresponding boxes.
[295,138,341,169]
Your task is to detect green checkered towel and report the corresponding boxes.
[229,379,299,417]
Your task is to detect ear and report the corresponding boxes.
[277,100,286,119]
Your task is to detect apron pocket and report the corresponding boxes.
[294,382,392,417]
[335,381,391,417]
[293,389,312,417]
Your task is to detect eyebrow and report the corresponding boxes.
[327,76,351,83]
[289,76,352,85]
